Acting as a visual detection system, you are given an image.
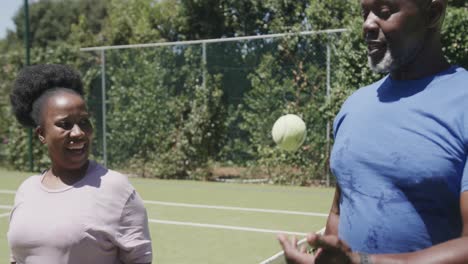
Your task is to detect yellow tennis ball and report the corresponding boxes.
[271,114,306,152]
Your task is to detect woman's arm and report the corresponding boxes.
[117,190,153,264]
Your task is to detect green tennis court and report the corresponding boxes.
[0,167,333,263]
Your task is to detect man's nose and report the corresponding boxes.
[363,12,379,40]
[70,124,85,138]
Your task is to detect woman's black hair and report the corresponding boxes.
[10,64,84,127]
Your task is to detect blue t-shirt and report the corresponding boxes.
[330,66,468,254]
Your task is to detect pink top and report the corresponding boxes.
[7,161,152,264]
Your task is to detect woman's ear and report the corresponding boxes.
[36,126,45,144]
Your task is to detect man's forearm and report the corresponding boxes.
[324,210,339,236]
[324,186,341,236]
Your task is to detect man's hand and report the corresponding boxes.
[277,233,362,264]
[278,234,316,264]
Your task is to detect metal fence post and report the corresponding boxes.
[101,50,107,167]
[202,41,207,89]
[326,41,331,187]
[24,0,33,172]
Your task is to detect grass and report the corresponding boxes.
[0,167,334,264]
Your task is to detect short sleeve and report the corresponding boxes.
[116,190,153,264]
[462,158,468,193]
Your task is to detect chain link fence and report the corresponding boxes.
[80,29,346,185]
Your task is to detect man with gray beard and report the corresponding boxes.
[278,0,468,263]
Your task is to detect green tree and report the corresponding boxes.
[12,0,107,48]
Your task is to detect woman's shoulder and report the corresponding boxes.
[86,161,137,214]
[88,161,134,195]
[16,174,42,192]
[13,174,43,204]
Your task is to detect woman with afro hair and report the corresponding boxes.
[7,64,152,264]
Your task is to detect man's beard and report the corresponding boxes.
[368,48,394,74]
[367,38,426,74]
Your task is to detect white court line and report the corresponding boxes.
[0,205,13,210]
[0,190,16,194]
[0,213,10,218]
[0,203,307,235]
[259,227,326,264]
[0,189,328,217]
[149,219,307,236]
[144,200,328,217]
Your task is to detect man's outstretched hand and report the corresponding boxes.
[277,233,361,264]
[277,234,316,264]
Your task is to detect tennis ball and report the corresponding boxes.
[271,114,306,152]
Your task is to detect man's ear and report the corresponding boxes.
[426,0,446,29]
[36,126,45,144]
